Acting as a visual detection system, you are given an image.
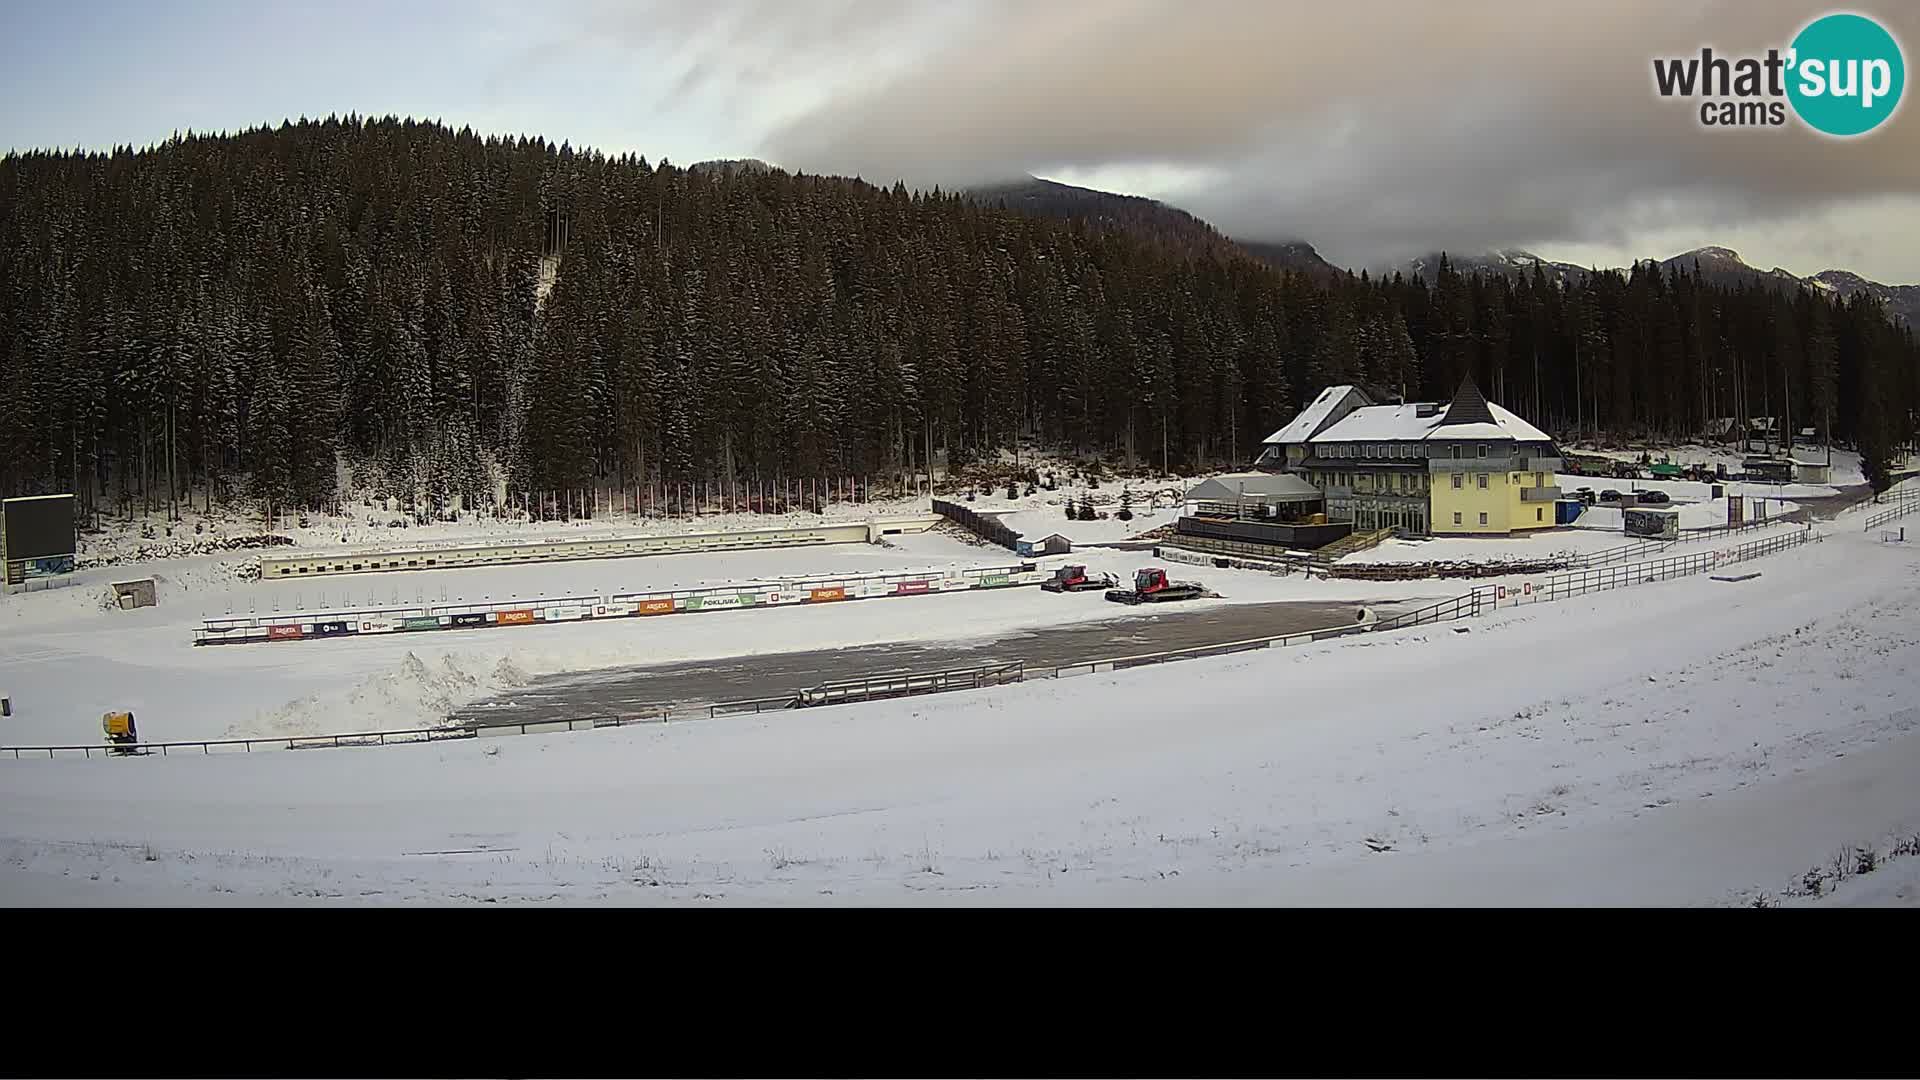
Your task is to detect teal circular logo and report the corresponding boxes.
[1787,13,1905,136]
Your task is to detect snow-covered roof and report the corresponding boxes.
[1485,403,1552,443]
[1185,472,1323,504]
[1310,404,1444,442]
[1265,381,1555,448]
[1263,386,1366,445]
[1310,400,1552,444]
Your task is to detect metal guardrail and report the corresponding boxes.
[1862,487,1920,531]
[1864,503,1919,531]
[1567,517,1785,570]
[1,661,1023,759]
[1372,590,1486,631]
[1522,528,1809,603]
[798,662,1026,706]
[6,724,480,759]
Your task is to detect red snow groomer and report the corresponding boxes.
[1040,564,1118,593]
[1105,567,1208,605]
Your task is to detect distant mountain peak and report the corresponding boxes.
[964,176,1341,278]
[1382,249,1586,283]
[1680,244,1744,262]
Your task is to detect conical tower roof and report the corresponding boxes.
[1436,373,1495,427]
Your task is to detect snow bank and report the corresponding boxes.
[253,651,532,738]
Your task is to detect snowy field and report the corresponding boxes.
[0,528,1451,747]
[76,494,934,568]
[1,519,1916,906]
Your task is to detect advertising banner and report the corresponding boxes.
[402,616,442,631]
[267,624,303,641]
[638,598,675,615]
[497,609,536,625]
[809,586,846,602]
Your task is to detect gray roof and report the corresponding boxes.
[1185,472,1323,504]
[1434,374,1496,428]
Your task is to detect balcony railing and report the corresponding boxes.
[1520,485,1563,502]
[1428,457,1520,473]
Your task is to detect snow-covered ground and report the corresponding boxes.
[1804,852,1920,907]
[1556,472,1815,532]
[1567,442,1869,488]
[950,476,1190,546]
[1567,496,1802,532]
[0,528,1450,747]
[76,495,934,568]
[1347,529,1645,566]
[2,521,1915,906]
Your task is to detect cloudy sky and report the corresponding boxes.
[5,0,1918,281]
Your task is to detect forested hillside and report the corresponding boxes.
[2,116,1916,518]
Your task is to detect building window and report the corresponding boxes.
[1480,512,1489,525]
[1535,472,1545,487]
[1477,473,1488,489]
[1536,507,1544,521]
[1452,473,1463,489]
[1450,445,1460,459]
[1453,512,1462,525]
[1478,444,1488,458]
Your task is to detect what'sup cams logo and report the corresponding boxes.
[1653,11,1905,135]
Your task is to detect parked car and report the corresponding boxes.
[1599,489,1622,503]
[1637,490,1671,505]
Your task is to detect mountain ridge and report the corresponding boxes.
[703,161,1915,323]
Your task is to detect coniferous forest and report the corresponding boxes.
[3,116,1917,518]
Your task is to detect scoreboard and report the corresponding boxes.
[1,494,77,586]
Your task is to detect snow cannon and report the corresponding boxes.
[102,711,139,755]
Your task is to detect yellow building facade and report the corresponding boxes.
[1258,378,1563,537]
